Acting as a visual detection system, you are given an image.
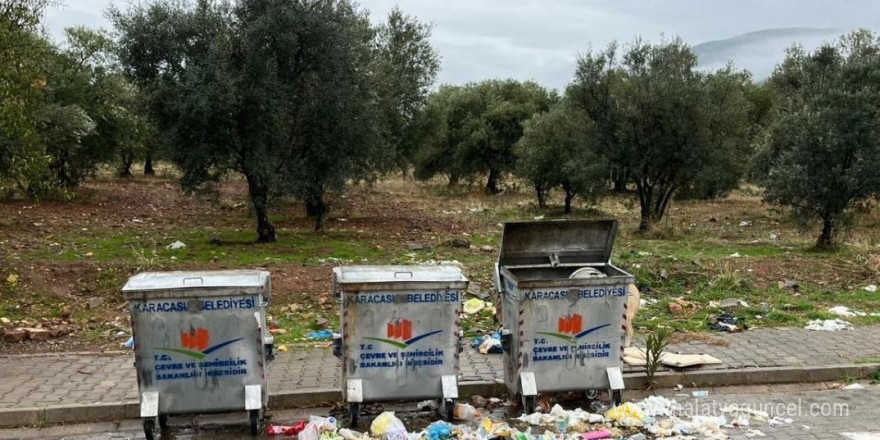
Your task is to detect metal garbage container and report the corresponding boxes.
[494,220,634,413]
[122,270,274,439]
[332,265,468,426]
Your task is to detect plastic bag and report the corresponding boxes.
[307,330,333,340]
[604,402,646,427]
[298,422,320,440]
[463,298,486,314]
[370,412,407,440]
[268,421,307,436]
[425,421,453,440]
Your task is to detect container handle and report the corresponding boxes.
[182,277,204,285]
[393,271,413,278]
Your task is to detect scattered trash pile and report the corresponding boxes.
[472,331,502,354]
[267,396,792,440]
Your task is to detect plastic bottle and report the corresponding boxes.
[453,403,479,421]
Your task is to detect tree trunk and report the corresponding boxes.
[817,216,835,250]
[245,175,276,243]
[117,152,133,178]
[305,200,317,217]
[307,193,328,232]
[535,184,548,209]
[143,152,155,176]
[637,183,652,232]
[564,192,575,214]
[485,167,500,194]
[612,170,627,193]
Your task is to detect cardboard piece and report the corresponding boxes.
[623,346,723,368]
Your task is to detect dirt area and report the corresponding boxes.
[2,173,879,354]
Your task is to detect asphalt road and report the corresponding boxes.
[2,383,879,440]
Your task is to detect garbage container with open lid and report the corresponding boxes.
[122,270,273,439]
[493,220,634,413]
[332,265,468,426]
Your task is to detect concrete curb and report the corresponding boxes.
[2,363,878,428]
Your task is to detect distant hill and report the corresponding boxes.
[693,28,842,79]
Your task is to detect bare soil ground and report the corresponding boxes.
[2,171,879,354]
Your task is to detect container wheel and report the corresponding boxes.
[158,414,169,431]
[611,389,623,406]
[348,403,360,428]
[443,399,455,422]
[585,389,599,400]
[249,409,260,436]
[143,418,155,440]
[521,394,537,414]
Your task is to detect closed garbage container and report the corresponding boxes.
[122,270,273,439]
[494,220,634,413]
[332,265,468,426]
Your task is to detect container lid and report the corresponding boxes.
[333,265,468,292]
[122,270,270,296]
[498,220,618,267]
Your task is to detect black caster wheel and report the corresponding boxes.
[585,389,599,400]
[143,418,155,440]
[443,399,455,422]
[348,403,360,428]
[158,414,169,431]
[521,394,536,414]
[611,389,623,406]
[249,409,260,436]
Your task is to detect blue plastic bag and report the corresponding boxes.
[425,421,453,440]
[307,330,333,340]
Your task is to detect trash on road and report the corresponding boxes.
[472,331,503,354]
[864,284,878,292]
[267,420,307,436]
[306,329,333,340]
[623,346,722,368]
[371,412,407,440]
[805,318,852,331]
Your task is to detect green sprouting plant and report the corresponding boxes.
[645,327,671,390]
[130,246,158,270]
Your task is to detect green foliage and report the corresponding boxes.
[0,0,50,192]
[373,7,440,173]
[414,80,554,192]
[755,30,880,250]
[515,102,607,212]
[644,326,670,390]
[113,0,434,239]
[570,39,758,231]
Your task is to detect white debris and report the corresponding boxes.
[637,251,652,256]
[745,429,766,437]
[805,318,853,331]
[636,396,682,418]
[829,306,867,317]
[728,252,741,258]
[842,434,880,440]
[739,221,752,227]
[768,417,793,427]
[864,285,878,292]
[166,240,186,250]
[843,383,865,390]
[533,215,545,221]
[769,233,778,240]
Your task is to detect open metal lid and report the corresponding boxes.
[498,220,618,267]
[122,270,270,296]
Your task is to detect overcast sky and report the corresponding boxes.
[44,0,880,90]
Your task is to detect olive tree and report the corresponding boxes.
[756,31,880,249]
[515,103,606,213]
